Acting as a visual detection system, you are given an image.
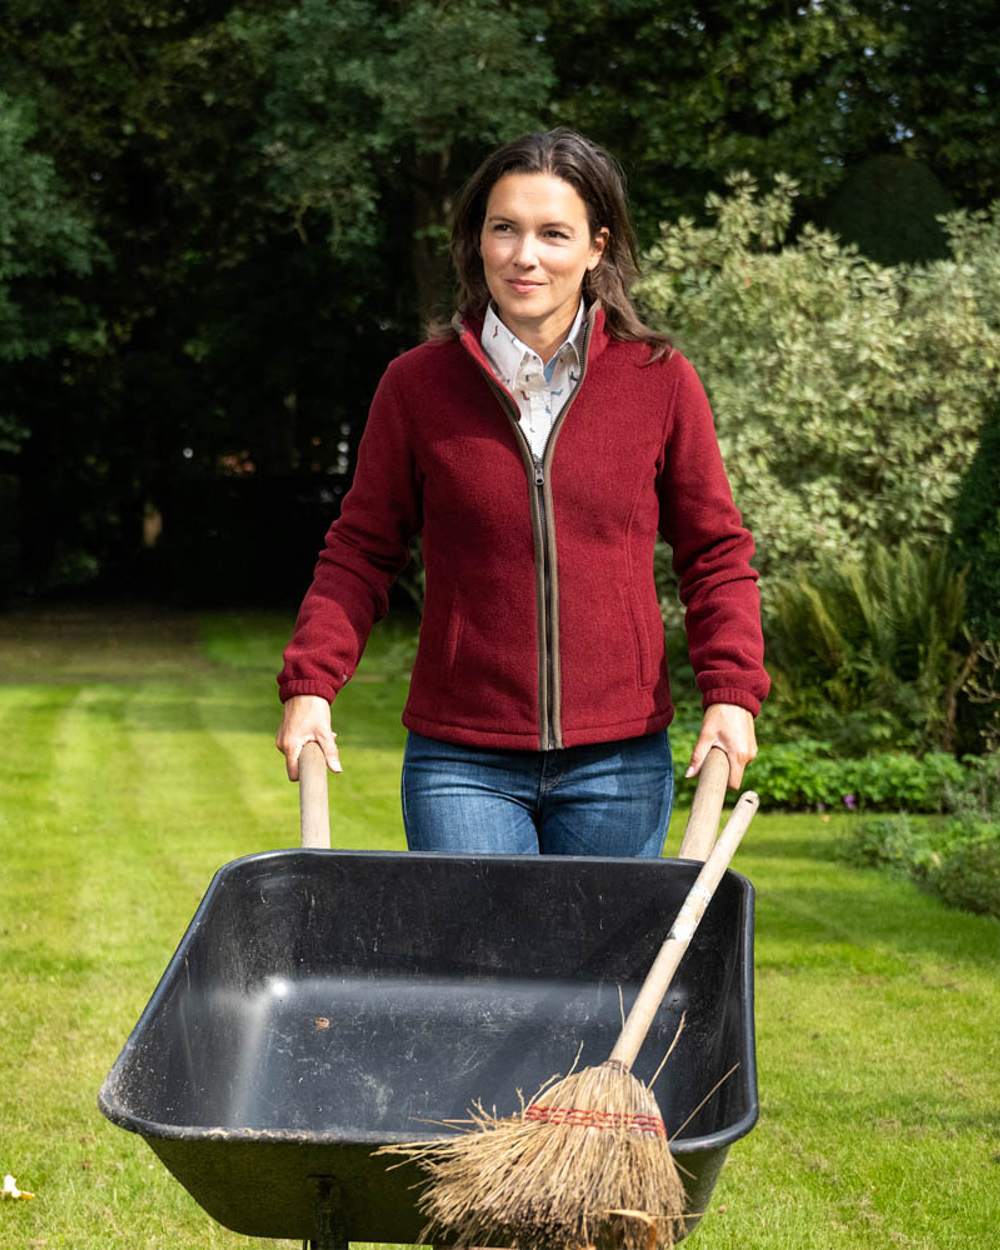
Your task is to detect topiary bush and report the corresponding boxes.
[817,154,954,266]
[950,391,1000,641]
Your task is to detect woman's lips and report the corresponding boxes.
[507,279,544,294]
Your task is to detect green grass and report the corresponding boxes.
[1,605,997,1249]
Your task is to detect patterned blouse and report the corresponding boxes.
[481,299,587,461]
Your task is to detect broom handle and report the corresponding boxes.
[677,746,730,860]
[608,790,759,1070]
[299,741,331,849]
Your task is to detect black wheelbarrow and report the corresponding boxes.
[98,746,756,1247]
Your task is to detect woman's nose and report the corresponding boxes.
[513,234,540,268]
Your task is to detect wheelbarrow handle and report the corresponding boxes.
[298,741,331,849]
[609,788,759,1070]
[677,745,730,861]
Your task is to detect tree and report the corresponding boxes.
[544,1,1000,237]
[0,90,105,446]
[848,0,1000,209]
[1,1,391,591]
[229,0,554,322]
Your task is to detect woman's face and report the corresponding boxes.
[479,172,607,343]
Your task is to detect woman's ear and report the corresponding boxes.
[588,226,610,269]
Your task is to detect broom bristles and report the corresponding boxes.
[381,1061,686,1250]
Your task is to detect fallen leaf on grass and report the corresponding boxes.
[1,1172,35,1200]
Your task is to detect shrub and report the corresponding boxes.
[634,171,1000,579]
[839,814,931,871]
[671,734,966,812]
[763,541,975,754]
[929,828,1000,918]
[842,815,1000,920]
[944,749,1000,818]
[843,755,1000,918]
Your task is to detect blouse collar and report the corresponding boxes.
[480,298,587,389]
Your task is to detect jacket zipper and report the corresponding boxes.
[536,312,594,748]
[481,378,555,746]
[472,308,596,750]
[532,456,557,749]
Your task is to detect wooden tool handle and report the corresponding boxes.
[608,790,759,1070]
[299,741,331,849]
[677,745,730,861]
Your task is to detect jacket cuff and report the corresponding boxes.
[702,687,762,718]
[278,679,337,704]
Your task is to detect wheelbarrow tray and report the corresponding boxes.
[99,848,756,1243]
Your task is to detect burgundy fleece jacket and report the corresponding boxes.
[278,302,769,749]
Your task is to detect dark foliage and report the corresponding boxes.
[951,392,1000,640]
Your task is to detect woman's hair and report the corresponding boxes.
[429,127,671,361]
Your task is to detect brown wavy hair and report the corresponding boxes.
[429,127,671,362]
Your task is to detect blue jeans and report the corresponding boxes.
[401,730,673,857]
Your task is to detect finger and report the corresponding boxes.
[288,733,342,781]
[285,737,320,783]
[684,732,718,779]
[275,733,297,782]
[323,732,342,775]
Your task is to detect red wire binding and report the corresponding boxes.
[524,1103,666,1138]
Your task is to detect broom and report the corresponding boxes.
[382,749,758,1250]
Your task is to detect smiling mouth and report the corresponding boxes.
[507,279,544,289]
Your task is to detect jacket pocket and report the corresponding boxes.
[623,583,654,690]
[441,595,465,677]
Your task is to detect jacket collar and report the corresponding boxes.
[452,299,608,383]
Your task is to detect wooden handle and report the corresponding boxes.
[299,741,331,849]
[608,790,759,1070]
[677,746,730,861]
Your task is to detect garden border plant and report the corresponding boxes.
[840,752,1000,918]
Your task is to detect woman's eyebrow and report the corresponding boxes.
[485,214,577,232]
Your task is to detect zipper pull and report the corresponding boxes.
[533,459,544,487]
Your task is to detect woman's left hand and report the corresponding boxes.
[685,703,758,789]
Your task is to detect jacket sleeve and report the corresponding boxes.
[657,352,770,716]
[277,361,422,703]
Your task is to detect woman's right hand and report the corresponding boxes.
[275,694,342,781]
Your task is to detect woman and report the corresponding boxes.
[276,128,768,856]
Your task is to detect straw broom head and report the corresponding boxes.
[388,1059,685,1250]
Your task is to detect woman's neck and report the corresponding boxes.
[493,297,583,364]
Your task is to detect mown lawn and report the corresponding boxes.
[1,605,997,1250]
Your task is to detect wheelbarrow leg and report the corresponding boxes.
[307,1176,348,1250]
